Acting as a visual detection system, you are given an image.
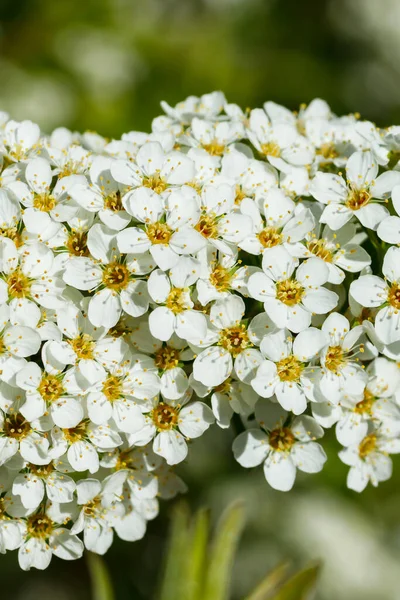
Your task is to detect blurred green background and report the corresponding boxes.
[2,0,400,598]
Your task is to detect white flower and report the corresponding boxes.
[247,246,338,333]
[339,426,400,492]
[239,193,315,256]
[247,108,315,168]
[68,156,130,231]
[71,478,124,555]
[184,117,244,157]
[233,400,326,491]
[116,186,205,270]
[147,261,207,343]
[192,295,266,387]
[290,216,371,284]
[0,411,50,466]
[12,461,76,509]
[251,327,327,415]
[316,312,367,405]
[2,120,40,163]
[18,507,83,570]
[161,92,226,122]
[129,395,214,465]
[63,223,150,329]
[190,375,258,429]
[310,150,400,230]
[350,246,400,345]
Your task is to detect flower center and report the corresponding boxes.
[257,227,283,249]
[26,513,54,539]
[146,221,173,245]
[276,279,304,306]
[346,188,371,211]
[260,142,281,157]
[109,317,133,338]
[388,282,400,310]
[324,346,344,373]
[214,378,232,395]
[154,345,181,370]
[202,140,225,156]
[38,374,65,403]
[269,427,295,451]
[28,462,55,477]
[83,496,102,517]
[143,174,167,194]
[3,414,31,439]
[195,214,219,239]
[6,268,32,299]
[354,390,375,415]
[104,191,123,212]
[66,230,89,257]
[235,185,247,205]
[69,334,95,360]
[307,239,333,263]
[33,193,56,213]
[317,143,338,160]
[276,355,304,382]
[358,433,377,458]
[166,287,187,314]
[209,265,232,292]
[151,402,179,431]
[62,420,88,443]
[0,226,23,247]
[115,450,136,471]
[102,262,130,290]
[0,335,5,355]
[219,325,250,357]
[102,375,123,401]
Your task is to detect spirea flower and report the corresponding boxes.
[1,93,400,569]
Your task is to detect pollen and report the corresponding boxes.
[62,420,89,443]
[354,389,375,415]
[33,193,56,212]
[195,214,219,239]
[104,190,123,212]
[38,374,65,403]
[6,268,32,299]
[257,227,283,249]
[166,287,187,314]
[151,402,179,431]
[154,345,181,370]
[0,226,23,247]
[218,324,250,357]
[209,265,232,292]
[26,513,54,539]
[102,262,130,290]
[388,282,400,310]
[358,433,377,458]
[146,221,173,245]
[69,333,95,360]
[276,355,304,382]
[66,230,89,257]
[307,239,333,262]
[3,413,31,439]
[324,346,344,373]
[143,173,167,194]
[260,142,281,158]
[269,427,295,451]
[202,140,225,156]
[276,279,304,306]
[317,143,338,160]
[102,375,123,401]
[345,187,371,211]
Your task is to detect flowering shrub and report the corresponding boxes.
[1,92,400,570]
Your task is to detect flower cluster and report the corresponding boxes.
[1,92,400,569]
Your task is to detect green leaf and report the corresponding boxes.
[203,501,245,600]
[245,562,290,600]
[158,502,191,600]
[185,508,210,600]
[270,563,321,600]
[86,552,115,600]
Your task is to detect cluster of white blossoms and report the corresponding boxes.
[1,92,400,569]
